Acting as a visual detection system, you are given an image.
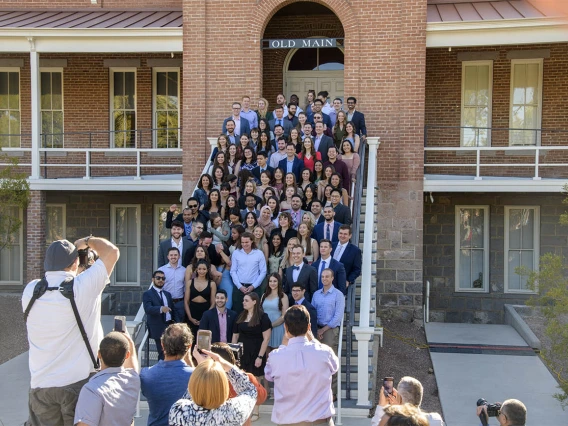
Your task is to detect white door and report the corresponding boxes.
[285,71,344,105]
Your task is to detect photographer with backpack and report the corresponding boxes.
[22,236,119,426]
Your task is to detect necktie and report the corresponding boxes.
[319,260,327,289]
[326,224,331,240]
[335,245,344,260]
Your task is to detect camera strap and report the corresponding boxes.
[24,277,100,370]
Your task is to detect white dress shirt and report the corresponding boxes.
[292,262,304,282]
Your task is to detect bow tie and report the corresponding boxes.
[293,266,300,271]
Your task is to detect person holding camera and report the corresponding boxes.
[22,236,119,426]
[74,330,140,426]
[371,376,445,426]
[168,347,257,426]
[476,399,527,426]
[141,323,195,426]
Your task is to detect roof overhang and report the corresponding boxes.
[0,28,183,52]
[427,17,568,47]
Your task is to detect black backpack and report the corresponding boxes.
[24,277,100,370]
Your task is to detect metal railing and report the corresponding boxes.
[344,138,367,400]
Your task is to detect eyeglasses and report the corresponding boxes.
[291,289,303,292]
[154,276,165,281]
[188,204,198,208]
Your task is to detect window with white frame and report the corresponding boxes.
[455,206,489,292]
[153,69,180,148]
[0,206,23,284]
[505,206,539,293]
[111,205,140,285]
[153,204,173,271]
[110,69,136,148]
[509,59,543,146]
[40,69,64,148]
[45,204,66,247]
[0,69,21,148]
[461,61,492,147]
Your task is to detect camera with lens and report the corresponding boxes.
[477,398,502,426]
[228,342,243,363]
[78,248,98,270]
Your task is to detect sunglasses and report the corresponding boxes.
[154,276,165,281]
[188,204,198,208]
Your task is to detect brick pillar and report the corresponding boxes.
[25,190,46,283]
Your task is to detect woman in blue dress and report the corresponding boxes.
[260,273,289,397]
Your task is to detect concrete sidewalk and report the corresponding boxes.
[426,323,568,426]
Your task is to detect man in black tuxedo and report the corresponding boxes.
[346,96,367,139]
[330,188,353,225]
[251,151,273,183]
[283,245,318,302]
[332,225,362,290]
[290,284,318,337]
[313,122,334,162]
[143,270,178,360]
[199,289,237,343]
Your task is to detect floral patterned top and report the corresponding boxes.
[169,367,257,426]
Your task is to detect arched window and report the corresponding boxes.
[288,47,344,71]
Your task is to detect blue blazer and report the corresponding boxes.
[349,110,367,137]
[300,298,318,337]
[312,256,347,295]
[278,156,304,182]
[332,242,362,285]
[222,117,251,137]
[143,287,178,340]
[313,221,342,243]
[199,308,237,344]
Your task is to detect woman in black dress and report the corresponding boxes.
[232,292,271,419]
[184,260,216,338]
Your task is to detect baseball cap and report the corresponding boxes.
[44,240,78,271]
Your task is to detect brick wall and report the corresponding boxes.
[424,193,568,323]
[44,190,179,314]
[425,43,568,179]
[25,190,45,285]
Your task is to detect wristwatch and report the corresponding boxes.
[257,355,263,359]
[84,235,93,247]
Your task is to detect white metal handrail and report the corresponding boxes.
[425,145,568,180]
[336,316,344,425]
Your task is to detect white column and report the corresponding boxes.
[207,137,217,156]
[29,39,41,180]
[352,136,380,407]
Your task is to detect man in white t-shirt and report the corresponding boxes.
[22,236,119,426]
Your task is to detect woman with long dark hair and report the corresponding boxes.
[203,189,222,214]
[195,174,213,207]
[267,233,284,274]
[184,259,216,338]
[256,131,273,157]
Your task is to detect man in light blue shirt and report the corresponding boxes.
[240,96,258,130]
[230,232,267,313]
[158,247,186,323]
[312,268,345,401]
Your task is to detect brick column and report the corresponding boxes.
[25,190,46,283]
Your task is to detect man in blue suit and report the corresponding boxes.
[222,102,251,137]
[143,270,179,360]
[199,289,237,343]
[313,205,342,243]
[332,225,362,290]
[269,105,294,138]
[346,96,367,139]
[290,283,318,337]
[312,239,347,295]
[278,143,304,182]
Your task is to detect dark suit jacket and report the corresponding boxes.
[300,298,318,337]
[278,156,304,182]
[269,118,294,138]
[332,242,362,285]
[143,287,177,339]
[324,159,351,192]
[222,117,251,137]
[240,208,260,221]
[313,221,342,243]
[166,211,208,231]
[312,257,347,295]
[199,308,237,344]
[270,227,298,246]
[314,135,335,162]
[283,264,318,302]
[349,110,367,137]
[284,115,299,128]
[183,243,224,268]
[333,203,353,226]
[251,165,274,182]
[307,112,333,130]
[157,238,192,268]
[315,215,325,225]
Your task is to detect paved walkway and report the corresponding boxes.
[425,322,568,426]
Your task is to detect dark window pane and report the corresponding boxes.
[288,48,318,71]
[318,48,344,70]
[156,72,166,96]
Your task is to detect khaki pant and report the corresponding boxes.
[26,376,90,426]
[318,326,339,397]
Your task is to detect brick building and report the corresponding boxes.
[0,0,566,322]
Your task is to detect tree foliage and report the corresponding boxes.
[0,156,30,252]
